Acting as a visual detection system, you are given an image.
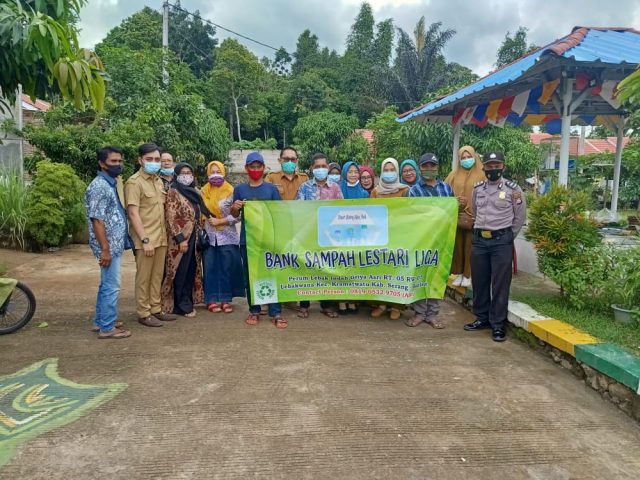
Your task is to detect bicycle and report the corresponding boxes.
[0,278,36,335]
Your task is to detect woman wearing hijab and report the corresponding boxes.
[444,146,486,288]
[161,162,211,317]
[370,158,409,199]
[201,160,245,313]
[359,165,375,194]
[328,162,342,184]
[340,161,370,199]
[369,158,408,320]
[400,159,419,187]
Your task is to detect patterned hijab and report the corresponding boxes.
[400,159,419,186]
[201,161,234,221]
[340,161,369,199]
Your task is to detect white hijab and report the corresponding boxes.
[375,158,406,195]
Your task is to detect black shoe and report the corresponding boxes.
[492,328,507,342]
[338,308,348,316]
[463,319,491,331]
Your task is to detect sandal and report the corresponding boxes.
[297,308,309,318]
[389,308,401,320]
[405,315,425,327]
[91,321,123,332]
[425,318,445,329]
[207,303,222,313]
[321,308,339,318]
[183,310,197,318]
[370,306,386,318]
[245,314,260,326]
[221,303,233,313]
[271,315,288,329]
[98,328,131,339]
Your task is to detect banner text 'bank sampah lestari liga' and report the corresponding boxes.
[245,197,458,305]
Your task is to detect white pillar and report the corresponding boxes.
[611,117,625,215]
[452,121,461,171]
[558,77,573,186]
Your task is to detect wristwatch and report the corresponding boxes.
[141,237,150,244]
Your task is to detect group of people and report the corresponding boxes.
[85,142,525,342]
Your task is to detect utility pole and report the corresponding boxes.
[162,0,169,87]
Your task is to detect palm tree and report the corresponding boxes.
[389,17,456,107]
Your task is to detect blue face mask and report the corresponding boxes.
[381,171,398,183]
[143,161,161,175]
[313,168,329,181]
[160,167,175,176]
[328,174,341,183]
[460,158,475,170]
[282,161,296,174]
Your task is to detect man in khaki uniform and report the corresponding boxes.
[265,146,308,200]
[125,143,176,327]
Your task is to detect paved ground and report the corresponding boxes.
[1,245,640,479]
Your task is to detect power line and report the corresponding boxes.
[167,2,289,56]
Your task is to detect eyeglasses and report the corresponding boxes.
[281,157,298,162]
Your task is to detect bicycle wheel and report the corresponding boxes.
[0,282,36,335]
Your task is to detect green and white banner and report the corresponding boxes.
[245,197,458,305]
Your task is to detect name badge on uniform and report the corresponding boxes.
[499,191,506,199]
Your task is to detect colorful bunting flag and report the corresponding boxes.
[511,90,529,116]
[461,106,477,125]
[527,86,543,114]
[539,79,560,105]
[599,80,620,108]
[485,99,502,121]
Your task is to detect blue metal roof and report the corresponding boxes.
[397,28,640,123]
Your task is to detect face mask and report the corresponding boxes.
[160,167,175,176]
[208,174,224,187]
[381,171,398,183]
[485,168,504,182]
[247,169,264,181]
[176,174,193,186]
[328,174,341,183]
[282,161,296,174]
[143,161,161,174]
[420,170,438,180]
[105,165,122,178]
[313,168,329,181]
[460,158,475,170]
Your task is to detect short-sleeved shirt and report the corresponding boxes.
[472,180,526,235]
[125,170,167,249]
[84,172,130,259]
[408,179,454,198]
[265,171,309,201]
[296,179,344,200]
[233,182,281,245]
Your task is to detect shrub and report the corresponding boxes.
[25,161,86,250]
[232,138,278,151]
[0,166,28,249]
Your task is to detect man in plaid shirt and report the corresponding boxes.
[406,153,454,329]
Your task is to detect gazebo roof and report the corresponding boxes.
[397,27,640,129]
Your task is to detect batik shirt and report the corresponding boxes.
[296,179,344,200]
[85,172,130,259]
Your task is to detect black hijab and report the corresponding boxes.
[171,162,212,218]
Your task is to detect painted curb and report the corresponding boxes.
[507,300,554,330]
[575,344,640,394]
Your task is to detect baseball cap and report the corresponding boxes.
[245,151,265,164]
[482,151,505,163]
[418,153,439,165]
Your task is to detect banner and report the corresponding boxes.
[245,197,458,305]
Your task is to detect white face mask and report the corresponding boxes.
[177,174,194,186]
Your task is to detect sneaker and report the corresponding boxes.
[461,276,472,288]
[452,275,463,286]
[153,312,177,322]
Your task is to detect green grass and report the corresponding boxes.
[512,292,640,355]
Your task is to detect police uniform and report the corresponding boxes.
[465,152,526,341]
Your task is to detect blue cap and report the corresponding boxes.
[245,151,264,164]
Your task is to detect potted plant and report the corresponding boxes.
[608,248,640,324]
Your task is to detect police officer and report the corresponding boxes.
[463,152,526,342]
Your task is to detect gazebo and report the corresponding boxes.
[397,27,640,214]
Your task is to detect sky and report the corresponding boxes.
[79,0,640,76]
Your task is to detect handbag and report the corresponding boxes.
[197,227,210,250]
[457,208,474,230]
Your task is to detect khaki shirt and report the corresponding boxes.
[472,179,526,235]
[125,170,167,249]
[265,171,309,201]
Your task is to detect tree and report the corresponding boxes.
[388,17,457,108]
[292,111,359,167]
[0,0,106,111]
[97,4,217,78]
[494,27,539,69]
[210,39,265,141]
